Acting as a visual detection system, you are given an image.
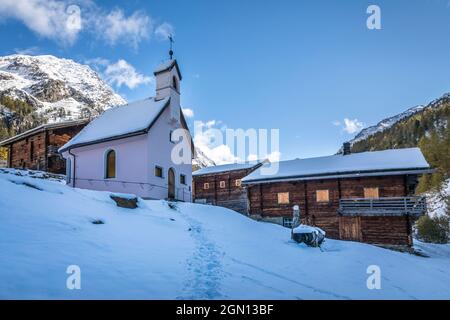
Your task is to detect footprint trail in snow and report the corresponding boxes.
[177,208,224,299]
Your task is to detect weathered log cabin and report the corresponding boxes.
[193,160,266,213]
[0,119,88,174]
[241,147,432,247]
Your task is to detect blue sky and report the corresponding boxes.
[1,0,449,163]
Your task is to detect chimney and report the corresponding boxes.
[343,142,351,155]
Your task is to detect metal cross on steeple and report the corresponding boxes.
[168,35,174,60]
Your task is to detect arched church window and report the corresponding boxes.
[105,150,116,179]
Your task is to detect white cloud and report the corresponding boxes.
[205,120,217,127]
[0,0,82,45]
[84,57,109,68]
[0,1,168,48]
[333,118,365,134]
[95,9,151,48]
[193,120,240,165]
[104,59,152,89]
[203,144,239,165]
[155,22,174,41]
[182,108,194,118]
[193,120,281,165]
[87,58,152,90]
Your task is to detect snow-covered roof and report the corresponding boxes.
[242,148,432,184]
[0,119,89,146]
[193,161,265,176]
[59,97,170,152]
[153,59,182,80]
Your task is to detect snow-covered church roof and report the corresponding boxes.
[59,97,170,152]
[242,148,432,184]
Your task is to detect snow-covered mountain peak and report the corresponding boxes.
[348,93,450,146]
[0,54,125,122]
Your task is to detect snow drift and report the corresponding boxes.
[0,169,450,299]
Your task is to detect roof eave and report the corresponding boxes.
[192,160,268,177]
[59,129,148,154]
[242,167,435,185]
[0,119,89,147]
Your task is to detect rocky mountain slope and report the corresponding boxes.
[0,54,125,138]
[192,147,216,170]
[348,93,450,152]
[351,105,425,145]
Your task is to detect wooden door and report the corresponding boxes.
[339,217,362,241]
[168,168,175,200]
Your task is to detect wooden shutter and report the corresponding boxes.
[277,192,290,204]
[316,190,329,202]
[364,187,379,198]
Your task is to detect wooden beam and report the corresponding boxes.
[304,181,309,218]
[214,176,217,205]
[7,145,12,168]
[337,178,342,199]
[44,129,49,172]
[259,184,263,215]
[403,175,408,197]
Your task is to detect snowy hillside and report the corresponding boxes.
[349,93,450,146]
[426,179,450,218]
[0,55,125,122]
[1,169,450,299]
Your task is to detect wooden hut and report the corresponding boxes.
[242,147,432,247]
[192,160,267,214]
[0,119,88,174]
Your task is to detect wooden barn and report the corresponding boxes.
[0,119,88,174]
[193,160,266,213]
[241,147,432,247]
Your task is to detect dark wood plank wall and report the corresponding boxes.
[193,169,252,214]
[47,126,84,173]
[7,124,86,174]
[360,216,411,246]
[9,131,47,171]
